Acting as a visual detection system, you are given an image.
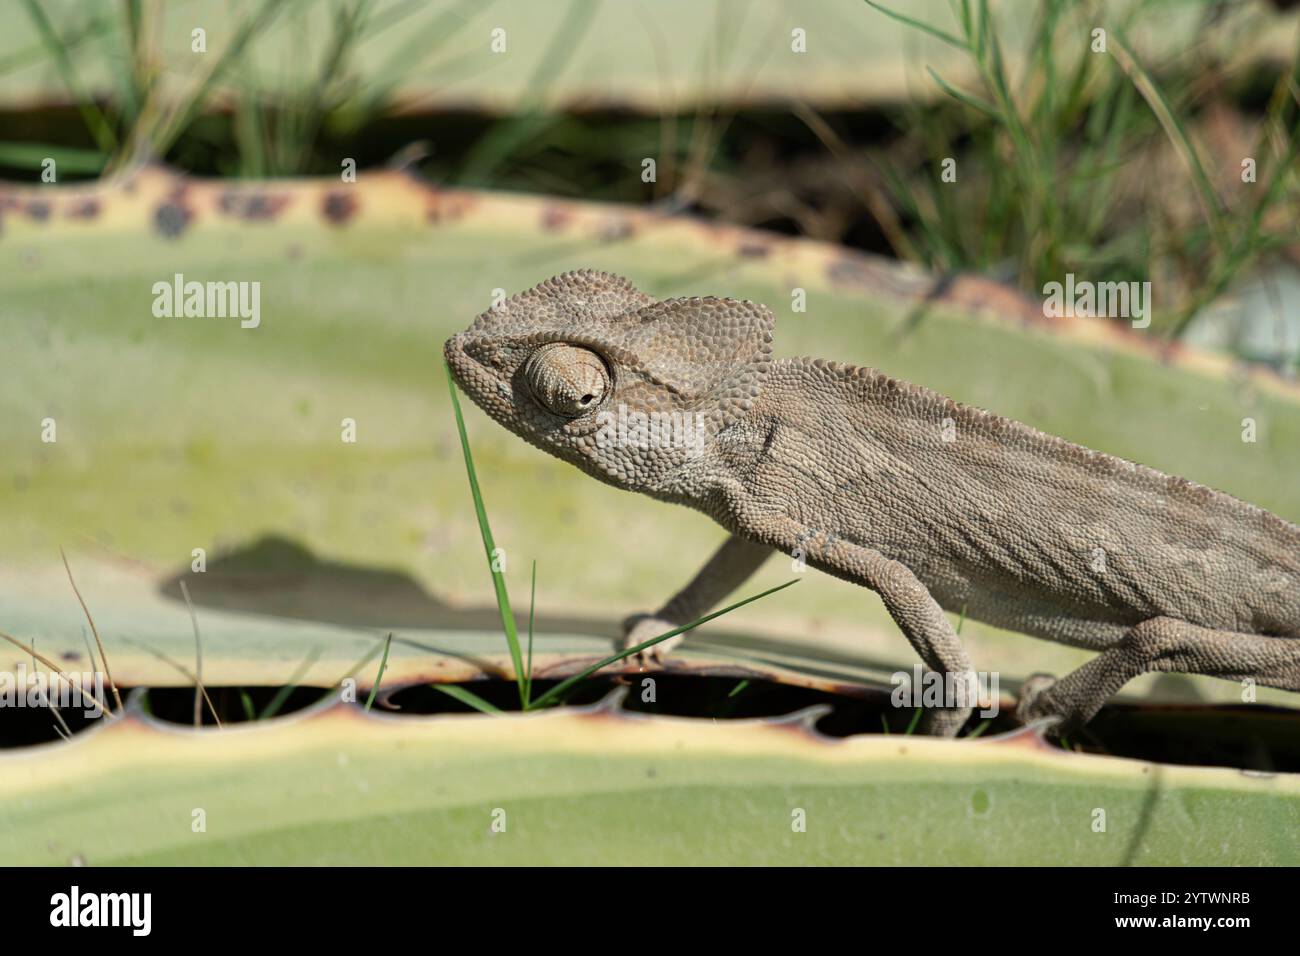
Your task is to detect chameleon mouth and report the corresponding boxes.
[443,332,522,429]
[442,333,466,380]
[443,332,486,396]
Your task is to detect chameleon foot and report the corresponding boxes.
[1016,672,1065,733]
[619,613,685,664]
[918,705,971,738]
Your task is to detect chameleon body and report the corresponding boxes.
[444,270,1300,736]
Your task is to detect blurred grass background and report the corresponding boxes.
[1,0,1297,352]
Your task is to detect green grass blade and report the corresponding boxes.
[19,0,118,155]
[0,16,113,78]
[926,67,998,118]
[0,142,107,175]
[445,361,527,707]
[525,560,537,707]
[258,646,322,720]
[458,0,596,183]
[974,0,989,58]
[529,579,799,710]
[363,633,393,712]
[288,0,373,174]
[1110,36,1226,251]
[349,0,487,117]
[432,684,504,716]
[151,0,285,158]
[904,707,924,735]
[863,0,967,50]
[309,632,394,708]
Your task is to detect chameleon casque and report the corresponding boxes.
[444,270,1300,736]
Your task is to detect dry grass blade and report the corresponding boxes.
[0,627,109,719]
[119,639,223,729]
[791,102,919,262]
[0,629,67,675]
[59,547,123,715]
[29,641,73,739]
[179,579,203,729]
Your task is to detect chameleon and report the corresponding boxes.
[444,270,1300,737]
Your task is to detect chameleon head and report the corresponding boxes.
[444,270,775,491]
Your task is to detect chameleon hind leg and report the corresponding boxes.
[1017,616,1300,734]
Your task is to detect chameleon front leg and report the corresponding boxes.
[621,534,774,662]
[1018,617,1300,734]
[787,526,977,737]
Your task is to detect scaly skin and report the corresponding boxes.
[445,270,1300,736]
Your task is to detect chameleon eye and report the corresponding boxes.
[523,343,609,417]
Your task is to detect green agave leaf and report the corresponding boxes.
[0,699,1295,865]
[1,167,1297,715]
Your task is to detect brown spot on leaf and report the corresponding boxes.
[154,201,192,239]
[66,198,100,220]
[424,190,473,224]
[599,218,634,242]
[322,191,358,226]
[219,190,290,221]
[26,200,51,222]
[737,240,771,259]
[541,205,574,233]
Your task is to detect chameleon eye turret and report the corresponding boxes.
[523,343,609,417]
